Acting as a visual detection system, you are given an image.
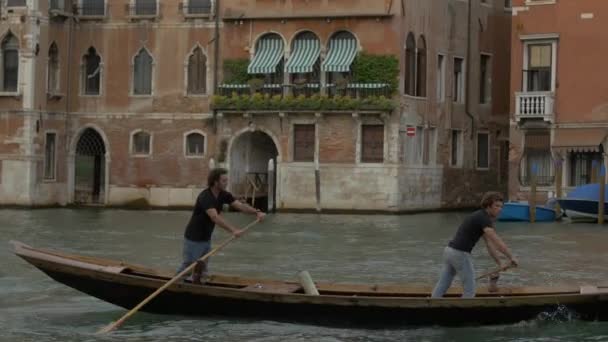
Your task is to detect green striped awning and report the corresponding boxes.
[322,38,358,73]
[285,39,320,73]
[247,37,284,74]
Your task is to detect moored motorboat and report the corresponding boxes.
[498,202,556,222]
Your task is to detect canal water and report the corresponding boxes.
[2,209,608,341]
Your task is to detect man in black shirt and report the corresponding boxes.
[431,192,518,298]
[177,168,265,284]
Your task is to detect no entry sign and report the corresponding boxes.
[406,127,416,137]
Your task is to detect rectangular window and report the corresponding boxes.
[3,49,19,92]
[44,133,57,180]
[569,152,603,186]
[451,130,462,167]
[50,0,69,11]
[293,124,315,162]
[6,0,26,6]
[186,0,212,14]
[81,0,106,16]
[437,54,445,102]
[132,132,151,155]
[453,57,464,103]
[361,125,384,163]
[480,54,491,104]
[135,0,157,16]
[425,128,437,166]
[405,126,424,165]
[477,133,490,169]
[520,133,552,186]
[525,44,552,92]
[186,133,205,156]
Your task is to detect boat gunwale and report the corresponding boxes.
[12,241,606,309]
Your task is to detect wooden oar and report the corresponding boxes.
[475,264,514,281]
[97,219,260,334]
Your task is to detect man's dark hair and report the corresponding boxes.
[208,168,228,187]
[480,192,504,208]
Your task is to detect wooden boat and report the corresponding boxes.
[11,240,608,327]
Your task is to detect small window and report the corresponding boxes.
[416,36,427,97]
[135,0,157,16]
[293,124,315,162]
[81,0,106,16]
[2,33,19,92]
[133,48,153,95]
[187,47,207,95]
[132,131,151,155]
[83,47,101,95]
[425,128,437,166]
[480,54,491,104]
[404,126,424,165]
[48,43,60,94]
[570,152,602,186]
[453,57,464,103]
[6,0,26,6]
[361,125,384,163]
[437,54,445,102]
[451,130,462,167]
[404,33,416,96]
[477,133,490,169]
[186,133,205,156]
[186,0,212,14]
[44,133,57,180]
[525,44,552,92]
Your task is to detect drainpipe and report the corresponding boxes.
[465,0,475,139]
[65,8,76,204]
[213,0,220,95]
[212,0,220,135]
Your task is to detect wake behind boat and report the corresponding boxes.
[11,241,608,327]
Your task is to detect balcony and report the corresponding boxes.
[515,91,555,123]
[214,83,395,113]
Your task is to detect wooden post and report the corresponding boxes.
[599,165,605,224]
[267,159,275,213]
[529,164,537,223]
[554,159,563,217]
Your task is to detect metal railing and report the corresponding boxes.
[519,175,555,187]
[219,83,391,99]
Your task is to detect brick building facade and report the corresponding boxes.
[0,0,511,211]
[509,0,608,202]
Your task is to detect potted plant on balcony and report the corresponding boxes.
[247,78,264,95]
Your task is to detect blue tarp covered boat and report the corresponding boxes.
[558,184,608,221]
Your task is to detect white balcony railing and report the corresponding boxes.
[515,91,554,122]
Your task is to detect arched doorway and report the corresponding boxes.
[229,130,279,211]
[73,128,107,204]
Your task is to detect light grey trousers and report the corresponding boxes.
[431,246,476,298]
